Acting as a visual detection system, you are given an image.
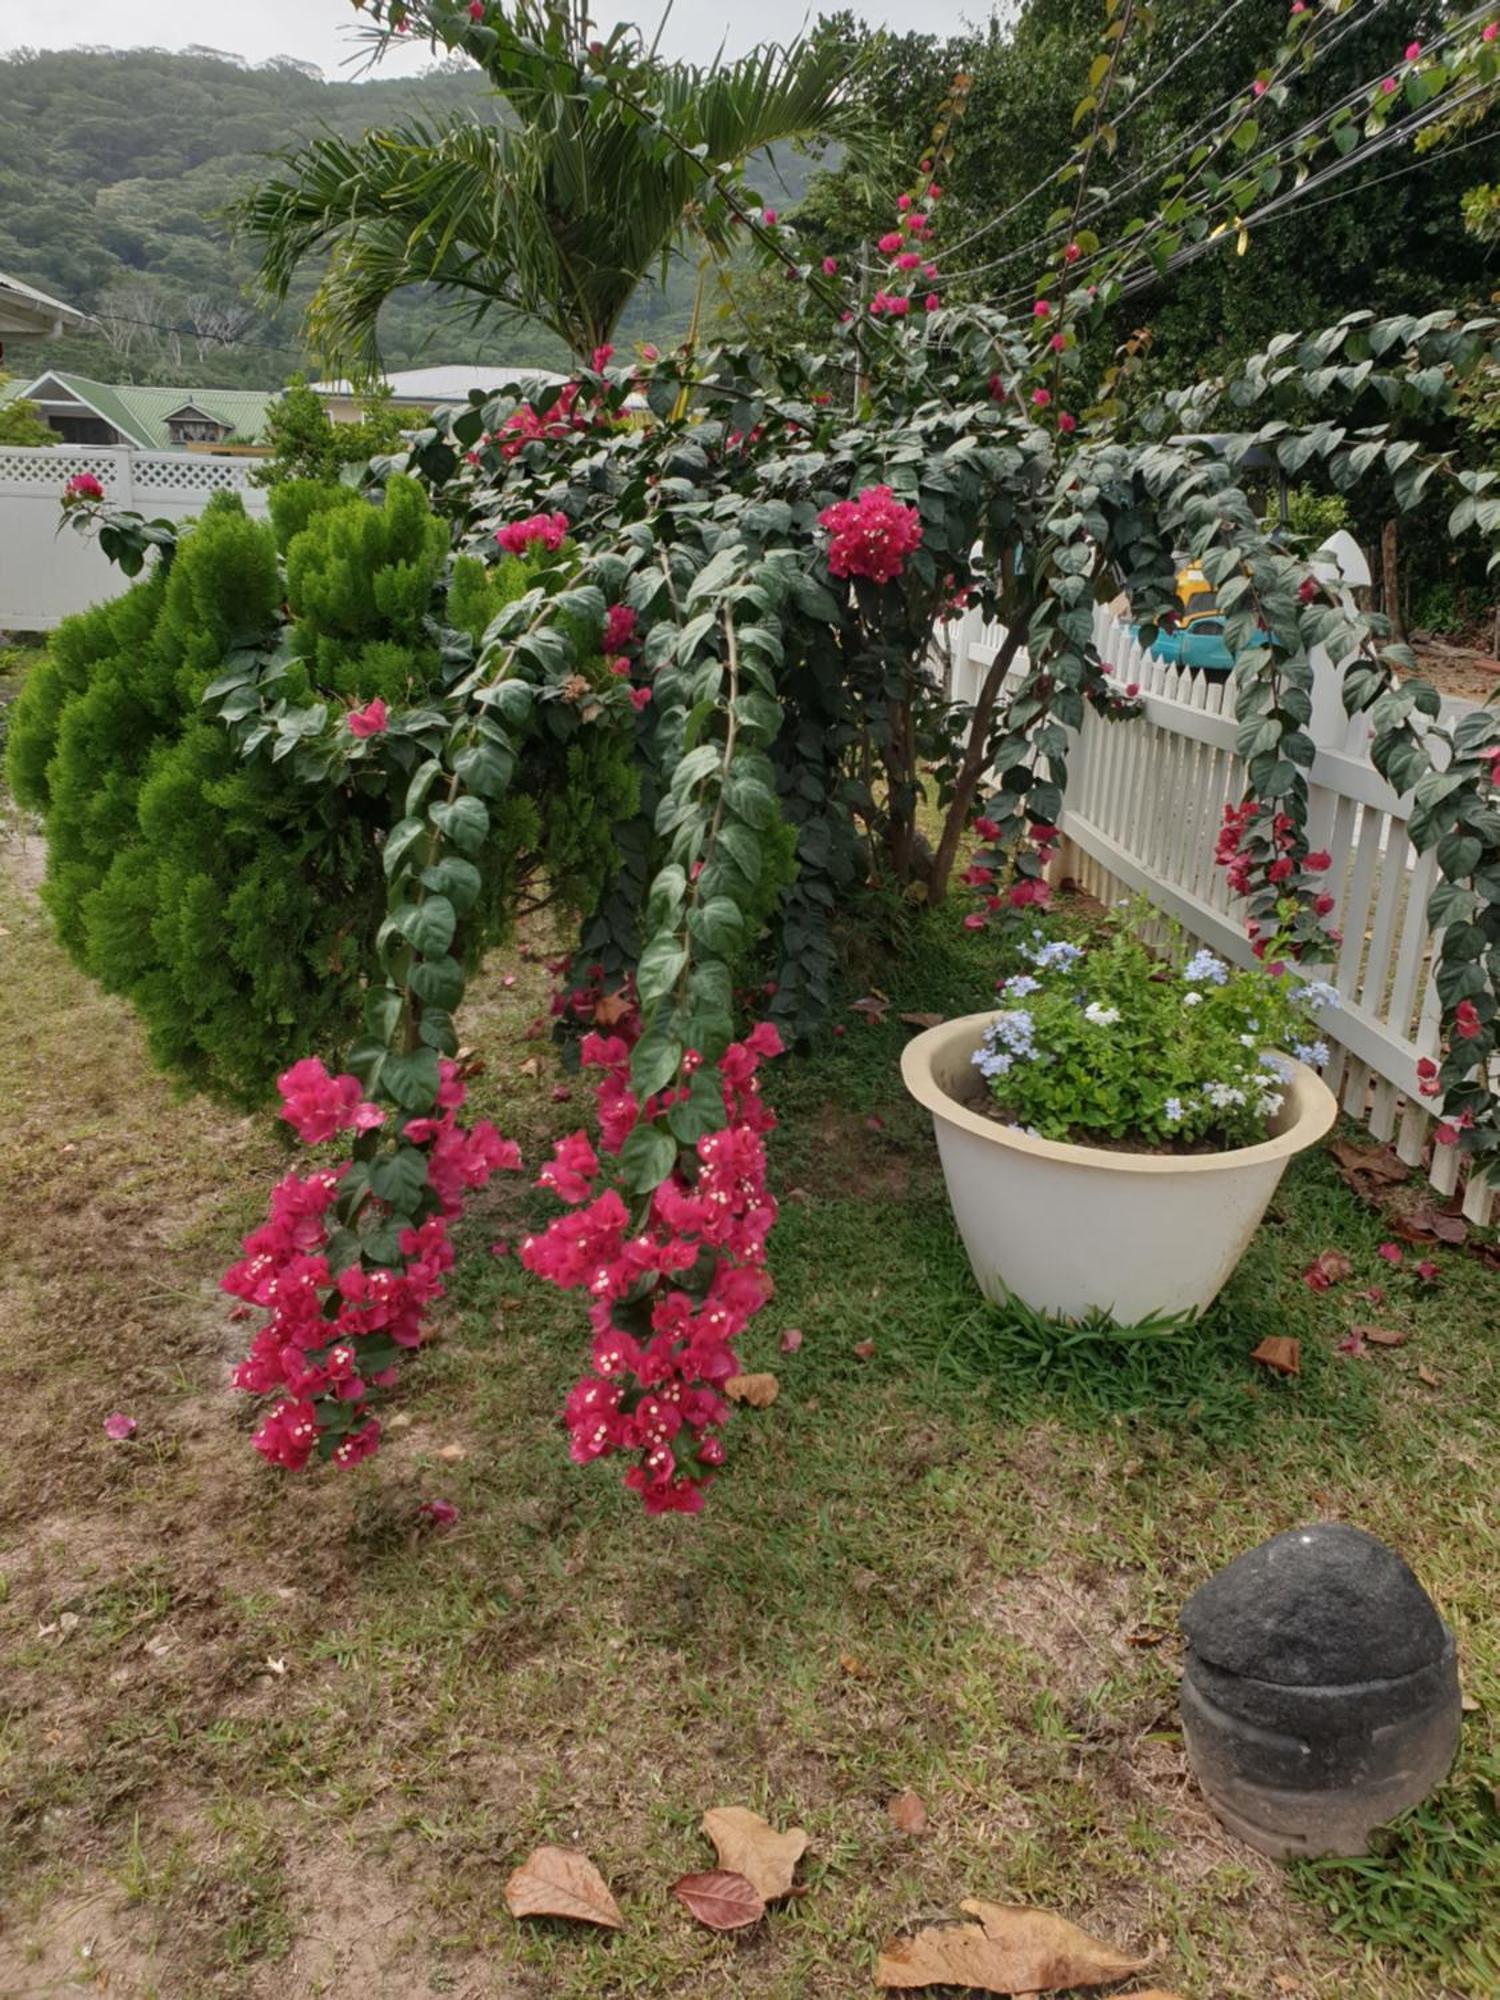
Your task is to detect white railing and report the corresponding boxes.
[0,444,269,630]
[940,594,1495,1227]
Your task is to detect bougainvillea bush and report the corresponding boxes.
[13,2,1500,1509]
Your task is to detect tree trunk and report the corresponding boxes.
[1381,519,1406,643]
[927,627,1026,908]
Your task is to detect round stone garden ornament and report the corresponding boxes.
[1179,1522,1461,1858]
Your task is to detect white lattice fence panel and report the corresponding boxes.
[1,446,268,629]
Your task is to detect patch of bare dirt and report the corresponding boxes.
[0,1878,167,1998]
[811,1101,913,1200]
[1407,636,1500,706]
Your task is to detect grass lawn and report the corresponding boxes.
[1,827,1497,1998]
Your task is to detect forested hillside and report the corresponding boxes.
[0,45,794,386]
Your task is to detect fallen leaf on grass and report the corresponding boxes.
[517,1056,543,1078]
[839,1652,869,1678]
[436,1442,468,1462]
[886,1790,928,1834]
[876,1902,1150,1992]
[1352,1324,1410,1348]
[1393,1205,1466,1247]
[724,1373,779,1408]
[1417,1365,1442,1388]
[1301,1250,1353,1291]
[1328,1140,1408,1186]
[700,1807,807,1900]
[671,1870,764,1930]
[505,1846,623,1930]
[851,994,891,1025]
[1250,1336,1300,1377]
[853,1340,876,1360]
[898,1011,945,1029]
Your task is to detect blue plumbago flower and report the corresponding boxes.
[1182,991,1203,1007]
[973,1047,1013,1078]
[1004,974,1041,998]
[1261,1052,1296,1079]
[1017,936,1083,972]
[1293,1039,1331,1068]
[1163,1096,1185,1124]
[1294,979,1341,1013]
[973,1007,1038,1078]
[1184,949,1230,985]
[1083,1001,1121,1027]
[1202,1080,1248,1109]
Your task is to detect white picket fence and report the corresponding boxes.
[940,595,1495,1227]
[0,444,268,630]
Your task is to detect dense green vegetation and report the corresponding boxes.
[0,46,793,388]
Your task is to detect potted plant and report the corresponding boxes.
[901,922,1339,1321]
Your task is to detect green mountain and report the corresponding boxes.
[0,45,816,391]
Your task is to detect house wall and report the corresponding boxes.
[0,443,269,631]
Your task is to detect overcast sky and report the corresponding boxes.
[0,0,988,73]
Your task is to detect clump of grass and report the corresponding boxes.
[1293,1758,1500,1991]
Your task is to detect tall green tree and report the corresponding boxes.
[237,0,858,368]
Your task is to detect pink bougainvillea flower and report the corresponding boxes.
[896,193,913,211]
[1434,1122,1459,1145]
[628,686,652,711]
[103,1412,137,1440]
[1405,40,1422,59]
[878,231,905,254]
[1031,387,1051,407]
[1453,999,1482,1039]
[1063,241,1081,263]
[762,208,777,225]
[1305,849,1332,872]
[489,1238,511,1258]
[419,1497,459,1528]
[602,602,637,652]
[1380,75,1397,93]
[1252,78,1267,96]
[468,0,484,16]
[1057,412,1077,433]
[817,485,923,585]
[1032,299,1051,317]
[1485,20,1499,40]
[1415,1259,1439,1282]
[896,251,922,271]
[962,912,987,930]
[924,292,941,312]
[346,697,388,738]
[1377,1242,1403,1264]
[63,471,105,502]
[973,816,1001,840]
[495,510,569,556]
[1049,332,1066,352]
[822,256,838,276]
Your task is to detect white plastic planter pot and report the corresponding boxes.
[901,1011,1338,1322]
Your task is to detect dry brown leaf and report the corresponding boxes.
[1352,1324,1411,1348]
[839,1651,869,1678]
[700,1807,807,1901]
[517,1056,542,1078]
[898,1011,945,1029]
[671,1870,764,1931]
[1113,1992,1187,1999]
[594,990,634,1028]
[876,1904,1149,1993]
[1309,1249,1354,1284]
[1417,1365,1442,1388]
[851,994,891,1024]
[1328,1140,1408,1186]
[853,1339,876,1360]
[504,1846,623,1930]
[886,1790,928,1834]
[724,1372,779,1408]
[436,1443,468,1462]
[1250,1336,1301,1377]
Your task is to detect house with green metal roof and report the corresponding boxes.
[6,371,274,450]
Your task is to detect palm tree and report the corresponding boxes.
[237,0,856,369]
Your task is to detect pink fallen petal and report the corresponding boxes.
[419,1498,459,1529]
[103,1413,137,1441]
[780,1327,804,1354]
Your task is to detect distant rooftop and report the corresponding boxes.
[310,365,570,404]
[0,271,88,339]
